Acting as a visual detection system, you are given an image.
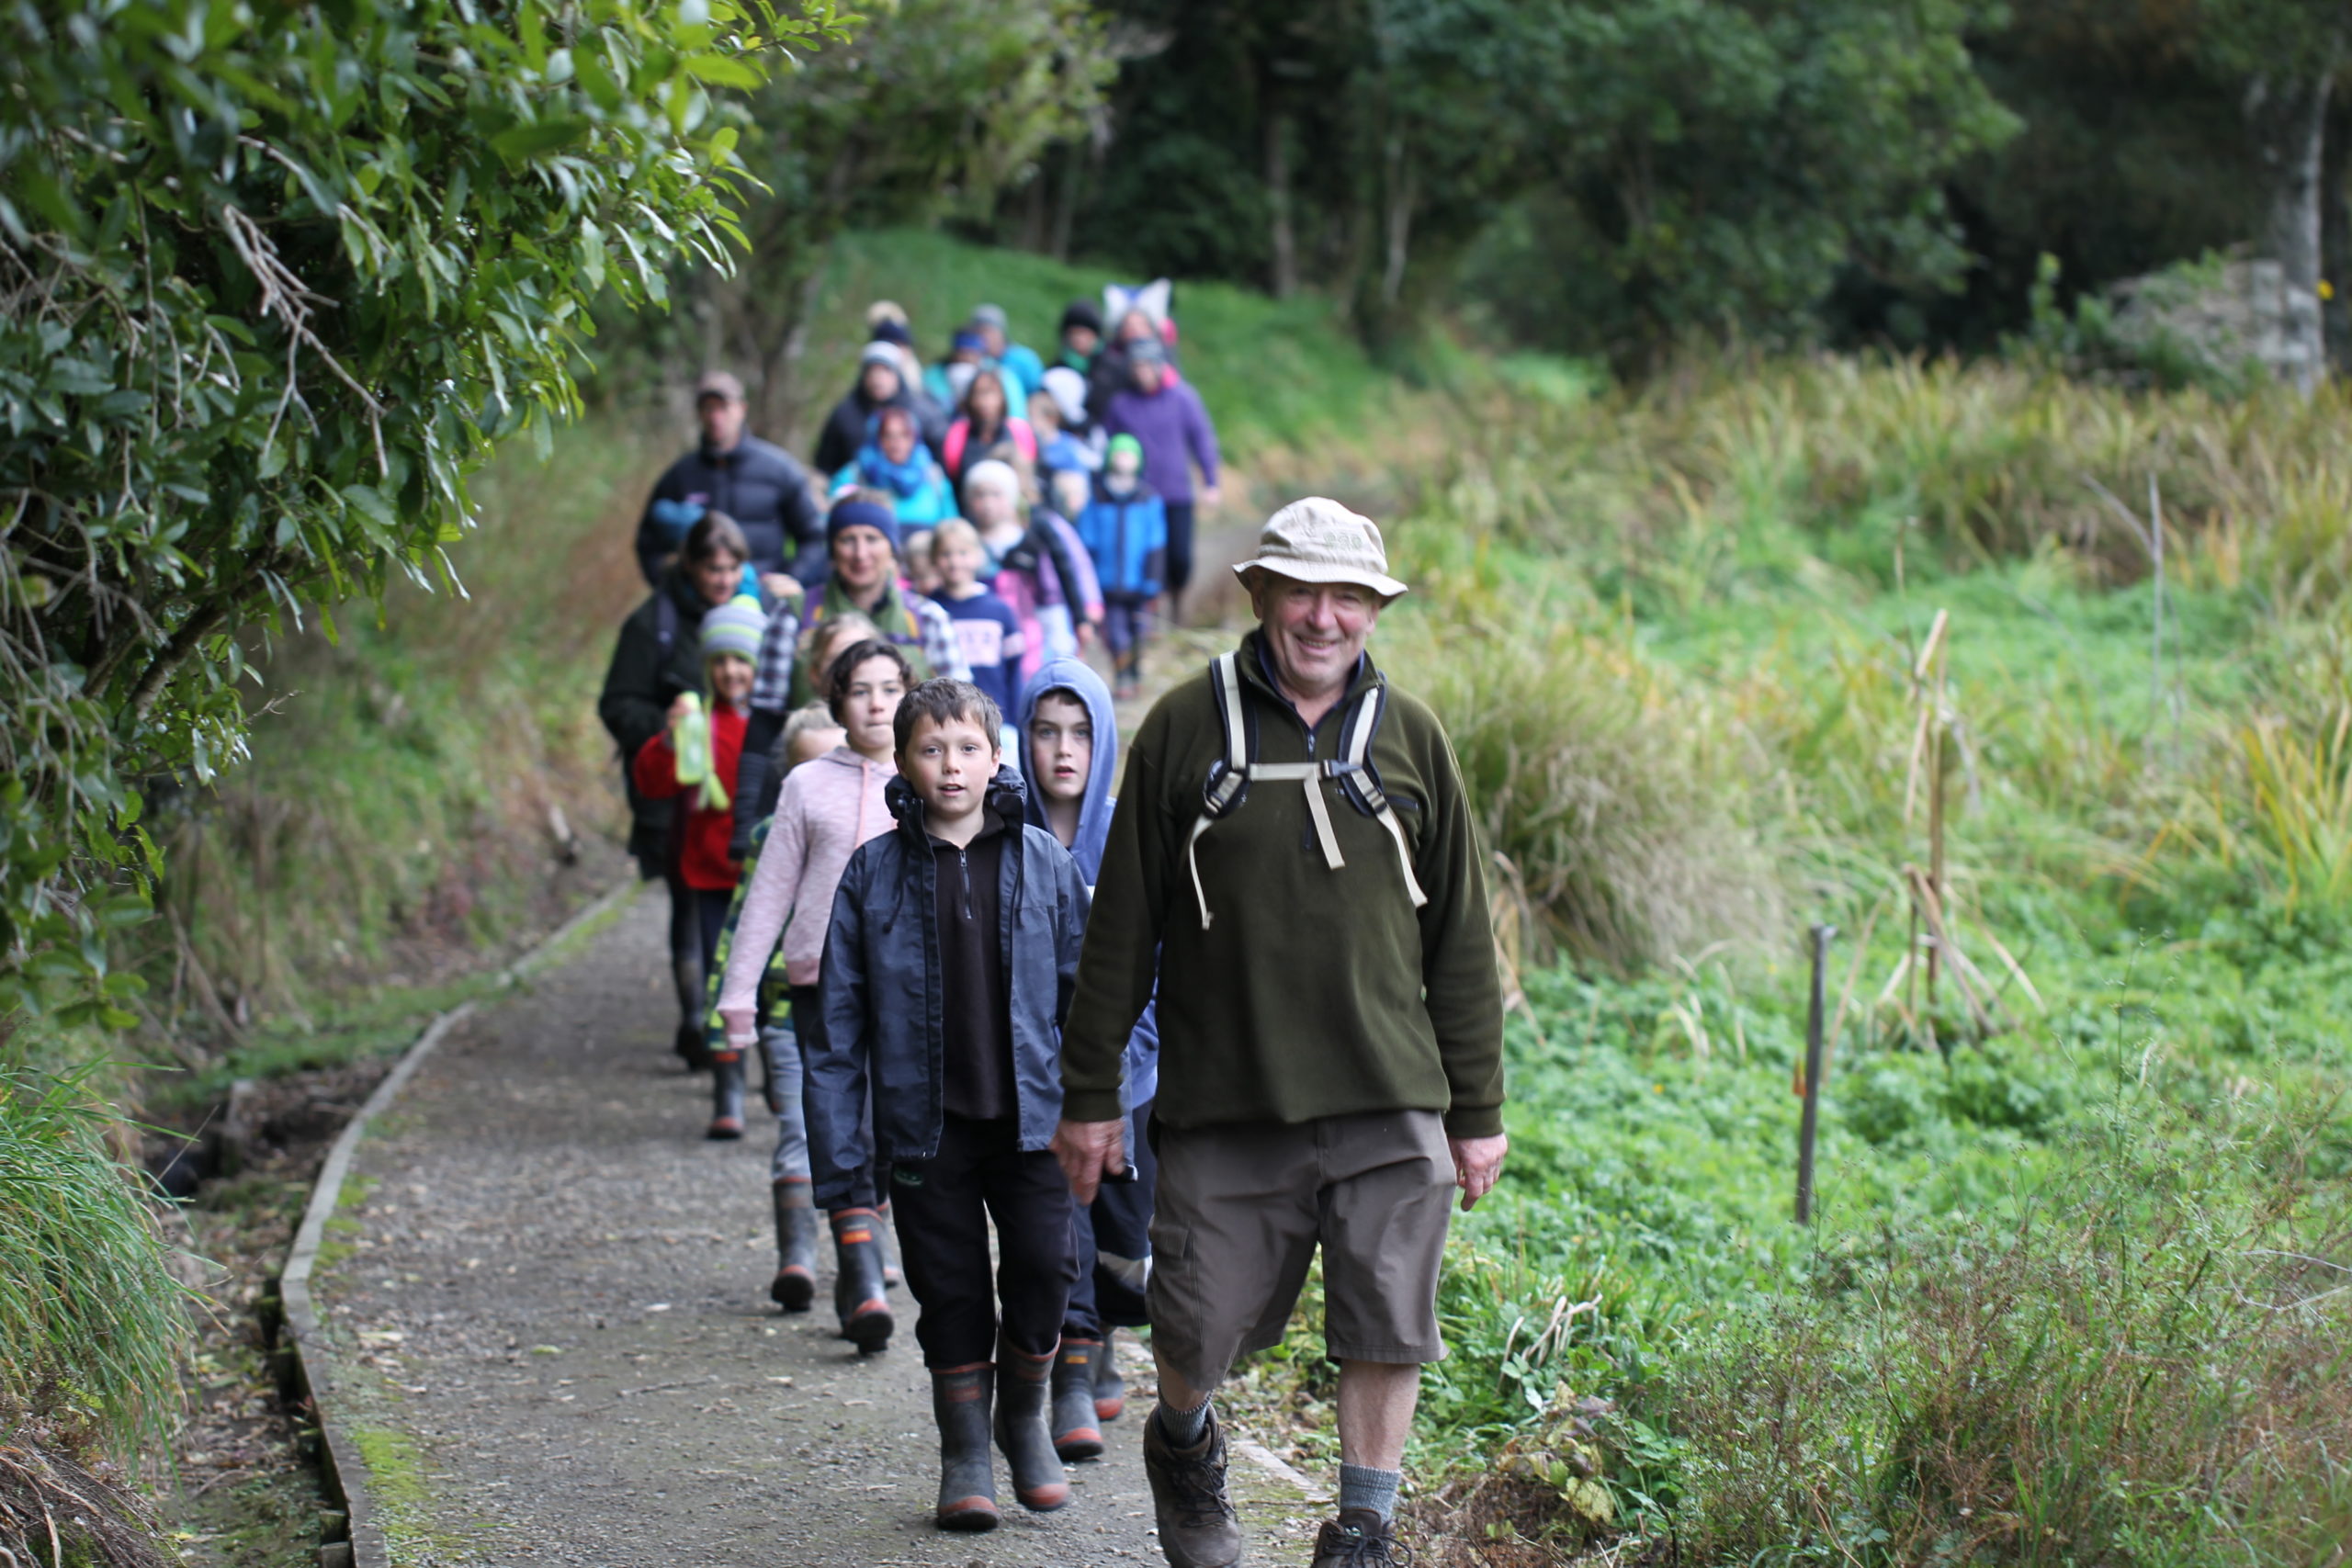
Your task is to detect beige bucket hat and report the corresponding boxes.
[1232,497,1409,601]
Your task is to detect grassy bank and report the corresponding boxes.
[1234,355,2352,1565]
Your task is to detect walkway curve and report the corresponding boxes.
[307,887,1317,1566]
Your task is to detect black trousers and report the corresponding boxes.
[889,1114,1077,1369]
[791,985,886,1211]
[1163,501,1196,601]
[662,865,703,1031]
[1063,1098,1158,1339]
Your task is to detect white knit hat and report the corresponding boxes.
[1233,498,1408,600]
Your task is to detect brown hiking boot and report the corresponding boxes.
[1142,1405,1243,1568]
[1311,1509,1411,1566]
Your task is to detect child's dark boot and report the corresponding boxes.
[874,1199,904,1287]
[931,1363,1000,1530]
[830,1207,894,1352]
[992,1337,1070,1511]
[1095,1325,1127,1421]
[706,1051,746,1140]
[1051,1338,1105,1461]
[768,1179,818,1311]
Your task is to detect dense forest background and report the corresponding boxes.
[664,0,2352,389]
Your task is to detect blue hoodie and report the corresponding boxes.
[1018,657,1159,1108]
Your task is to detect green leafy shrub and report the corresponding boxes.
[0,0,842,1026]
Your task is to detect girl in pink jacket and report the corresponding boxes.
[718,637,910,1352]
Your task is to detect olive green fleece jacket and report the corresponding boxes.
[1059,631,1505,1137]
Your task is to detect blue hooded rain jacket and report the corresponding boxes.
[808,767,1091,1208]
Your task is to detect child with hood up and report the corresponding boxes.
[1016,658,1162,1464]
[631,593,767,1140]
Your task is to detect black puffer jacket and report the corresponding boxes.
[635,434,824,586]
[597,570,716,865]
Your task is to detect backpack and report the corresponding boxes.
[1183,650,1429,931]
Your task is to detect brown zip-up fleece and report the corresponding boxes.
[1059,630,1504,1138]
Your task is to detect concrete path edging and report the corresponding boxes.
[277,879,640,1568]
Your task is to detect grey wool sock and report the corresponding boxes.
[1154,1396,1211,1449]
[1338,1462,1401,1523]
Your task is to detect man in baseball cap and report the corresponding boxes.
[635,369,826,592]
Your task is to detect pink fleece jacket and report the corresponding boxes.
[716,746,896,1027]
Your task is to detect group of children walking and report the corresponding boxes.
[818,290,1218,704]
[612,536,1156,1530]
[599,292,1228,1533]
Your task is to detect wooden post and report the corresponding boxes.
[1795,923,1837,1225]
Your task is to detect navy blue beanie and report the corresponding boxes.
[828,498,901,549]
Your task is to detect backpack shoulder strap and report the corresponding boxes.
[1202,652,1249,814]
[1184,652,1250,930]
[1331,675,1429,910]
[655,592,678,656]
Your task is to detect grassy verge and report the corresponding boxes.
[1216,353,2352,1564]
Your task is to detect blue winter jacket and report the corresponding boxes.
[1074,477,1168,599]
[1018,657,1161,1109]
[808,767,1090,1206]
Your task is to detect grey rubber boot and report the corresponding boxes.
[931,1364,1000,1531]
[1051,1339,1105,1461]
[1095,1325,1127,1421]
[706,1054,746,1140]
[830,1208,894,1353]
[992,1339,1070,1511]
[768,1180,818,1312]
[1143,1404,1244,1567]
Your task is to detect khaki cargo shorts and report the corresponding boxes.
[1146,1110,1455,1393]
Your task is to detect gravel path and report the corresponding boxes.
[315,889,1318,1567]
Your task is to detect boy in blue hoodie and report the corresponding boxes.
[1073,434,1168,699]
[809,678,1092,1533]
[1018,658,1161,1462]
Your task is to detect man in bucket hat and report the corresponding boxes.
[1054,499,1509,1568]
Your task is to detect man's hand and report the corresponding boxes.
[1052,1117,1126,1206]
[761,570,804,603]
[1199,484,1223,513]
[1448,1133,1508,1211]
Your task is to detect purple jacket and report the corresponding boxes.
[1102,380,1220,505]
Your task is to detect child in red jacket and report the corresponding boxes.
[634,593,767,1136]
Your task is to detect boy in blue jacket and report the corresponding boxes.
[809,678,1092,1533]
[1017,659,1161,1464]
[1073,434,1168,699]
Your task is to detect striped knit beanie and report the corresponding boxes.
[700,594,768,665]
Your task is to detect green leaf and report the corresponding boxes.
[492,116,594,162]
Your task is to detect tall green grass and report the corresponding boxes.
[1662,1092,2352,1566]
[0,1055,187,1456]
